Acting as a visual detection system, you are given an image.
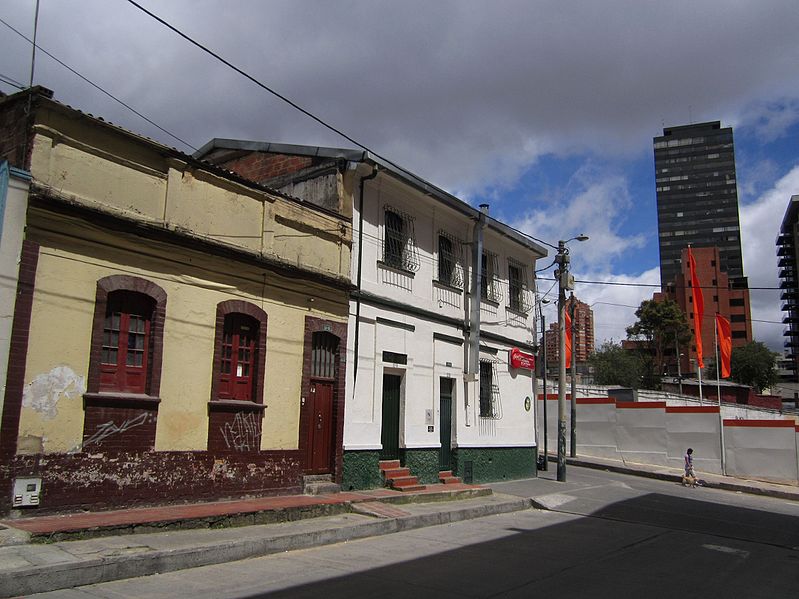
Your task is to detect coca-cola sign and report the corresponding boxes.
[509,348,535,370]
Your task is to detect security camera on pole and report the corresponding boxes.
[553,235,587,482]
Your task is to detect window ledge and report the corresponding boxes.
[480,296,500,307]
[208,400,267,412]
[83,393,161,409]
[377,261,416,277]
[433,279,463,293]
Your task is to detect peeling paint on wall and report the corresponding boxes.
[22,366,86,420]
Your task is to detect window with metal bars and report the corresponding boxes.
[507,259,532,313]
[478,360,501,419]
[311,332,339,379]
[437,232,464,288]
[100,291,154,394]
[480,252,502,303]
[383,207,420,272]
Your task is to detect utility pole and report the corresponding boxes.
[555,241,570,482]
[554,235,588,482]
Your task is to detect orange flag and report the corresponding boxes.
[687,247,704,368]
[565,311,572,369]
[716,314,732,378]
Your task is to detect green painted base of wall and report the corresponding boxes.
[452,446,537,483]
[342,450,382,491]
[402,448,441,485]
[343,446,537,490]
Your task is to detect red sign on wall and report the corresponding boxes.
[509,348,535,370]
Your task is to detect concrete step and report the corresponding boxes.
[378,460,401,471]
[440,476,462,485]
[304,482,342,495]
[382,467,411,480]
[395,484,426,492]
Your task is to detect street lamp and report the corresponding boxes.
[555,234,588,482]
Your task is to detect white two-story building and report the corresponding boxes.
[195,140,548,488]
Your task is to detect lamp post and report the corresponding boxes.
[555,234,588,482]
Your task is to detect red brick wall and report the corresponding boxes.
[220,152,313,183]
[4,450,302,514]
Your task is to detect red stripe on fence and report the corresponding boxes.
[616,401,667,409]
[723,419,795,428]
[576,398,616,404]
[537,394,571,400]
[665,406,720,413]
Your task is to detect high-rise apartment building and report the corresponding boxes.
[656,246,752,376]
[543,295,594,370]
[777,195,799,383]
[654,121,746,287]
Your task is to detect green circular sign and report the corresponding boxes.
[524,396,531,412]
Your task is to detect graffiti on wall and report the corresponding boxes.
[71,412,155,452]
[221,412,261,451]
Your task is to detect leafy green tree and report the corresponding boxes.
[626,298,692,389]
[729,341,779,393]
[588,341,645,388]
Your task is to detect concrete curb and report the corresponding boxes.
[0,495,531,597]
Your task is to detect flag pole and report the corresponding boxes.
[714,316,727,475]
[697,362,703,405]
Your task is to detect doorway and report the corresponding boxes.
[439,377,453,471]
[381,373,402,460]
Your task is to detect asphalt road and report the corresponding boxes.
[31,466,799,598]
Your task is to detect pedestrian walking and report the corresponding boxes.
[682,448,698,487]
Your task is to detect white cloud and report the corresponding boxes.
[512,165,646,272]
[740,165,799,351]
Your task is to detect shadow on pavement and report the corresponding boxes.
[241,493,799,599]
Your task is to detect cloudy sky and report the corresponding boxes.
[2,1,798,350]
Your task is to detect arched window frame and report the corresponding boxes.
[210,300,268,406]
[86,275,167,400]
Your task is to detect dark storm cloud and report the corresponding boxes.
[2,0,798,194]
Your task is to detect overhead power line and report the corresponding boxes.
[0,16,197,152]
[0,72,25,89]
[575,278,782,291]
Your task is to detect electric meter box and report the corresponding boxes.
[12,477,42,507]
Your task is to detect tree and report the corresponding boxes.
[729,341,778,393]
[588,341,645,388]
[626,298,692,389]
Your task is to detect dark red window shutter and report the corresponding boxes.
[218,313,258,401]
[99,291,154,393]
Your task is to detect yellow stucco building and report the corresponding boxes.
[0,88,352,513]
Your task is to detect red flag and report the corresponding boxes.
[687,247,704,368]
[565,311,572,368]
[716,314,732,378]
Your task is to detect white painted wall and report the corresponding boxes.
[344,171,543,453]
[724,421,799,483]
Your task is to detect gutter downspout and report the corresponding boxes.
[467,204,489,425]
[352,165,379,392]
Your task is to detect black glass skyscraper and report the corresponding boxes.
[654,121,746,287]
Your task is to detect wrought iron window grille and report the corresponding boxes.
[480,251,503,303]
[382,207,420,272]
[478,359,502,419]
[507,259,533,313]
[437,231,465,289]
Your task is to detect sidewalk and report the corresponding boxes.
[0,484,529,597]
[565,454,799,501]
[0,457,796,597]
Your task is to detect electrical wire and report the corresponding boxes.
[0,16,197,152]
[0,72,25,89]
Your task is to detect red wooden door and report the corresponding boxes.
[308,381,333,473]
